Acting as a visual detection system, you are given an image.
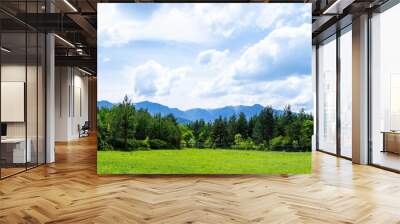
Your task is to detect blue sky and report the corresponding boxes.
[98,3,312,111]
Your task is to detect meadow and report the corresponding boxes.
[97,149,311,174]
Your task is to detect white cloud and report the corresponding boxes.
[98,4,208,47]
[247,75,313,111]
[196,74,312,111]
[192,24,312,111]
[98,4,313,112]
[126,60,190,97]
[232,23,311,81]
[98,3,311,47]
[198,24,311,97]
[255,4,311,30]
[197,49,229,65]
[191,4,251,38]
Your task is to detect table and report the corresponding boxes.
[382,131,400,154]
[1,138,31,164]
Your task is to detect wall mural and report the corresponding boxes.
[97,3,313,174]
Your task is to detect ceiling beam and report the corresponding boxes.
[67,13,97,45]
[323,0,356,14]
[55,55,96,74]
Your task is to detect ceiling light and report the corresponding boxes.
[76,48,85,55]
[54,34,75,48]
[63,0,78,12]
[78,67,93,76]
[1,47,11,53]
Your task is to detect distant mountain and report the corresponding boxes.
[184,104,265,122]
[97,100,283,123]
[176,117,192,124]
[97,100,114,109]
[135,101,185,117]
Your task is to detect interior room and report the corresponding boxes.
[0,0,96,179]
[0,0,400,223]
[0,8,46,178]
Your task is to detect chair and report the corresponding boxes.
[79,121,90,138]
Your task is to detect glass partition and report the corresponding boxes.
[370,3,400,171]
[0,31,28,177]
[317,35,337,154]
[0,2,46,179]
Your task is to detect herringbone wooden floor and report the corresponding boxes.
[1,135,400,224]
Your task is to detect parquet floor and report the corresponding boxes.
[1,135,400,223]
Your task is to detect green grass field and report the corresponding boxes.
[97,148,311,174]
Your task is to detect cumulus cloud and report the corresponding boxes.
[197,74,312,111]
[98,3,311,47]
[193,24,312,111]
[232,23,311,81]
[198,24,311,96]
[126,60,190,97]
[245,75,313,111]
[98,4,313,112]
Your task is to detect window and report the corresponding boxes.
[370,3,400,171]
[339,27,352,158]
[317,36,337,154]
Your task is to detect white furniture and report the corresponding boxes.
[1,138,31,163]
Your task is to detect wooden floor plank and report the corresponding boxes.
[1,135,400,223]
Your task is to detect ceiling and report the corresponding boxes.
[0,0,97,74]
[311,0,390,44]
[1,0,395,74]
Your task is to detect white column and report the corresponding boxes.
[352,14,369,164]
[46,32,55,163]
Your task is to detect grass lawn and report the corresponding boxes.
[97,148,311,174]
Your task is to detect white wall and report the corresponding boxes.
[55,67,89,141]
[55,66,70,141]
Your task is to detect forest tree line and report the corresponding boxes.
[97,96,313,151]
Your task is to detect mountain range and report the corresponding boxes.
[97,100,283,124]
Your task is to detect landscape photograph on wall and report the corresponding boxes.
[97,3,313,174]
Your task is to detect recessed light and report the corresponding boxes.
[54,34,75,48]
[1,47,11,53]
[78,67,93,76]
[63,0,78,12]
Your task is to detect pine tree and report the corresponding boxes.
[253,106,274,144]
[237,112,248,138]
[110,95,136,149]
